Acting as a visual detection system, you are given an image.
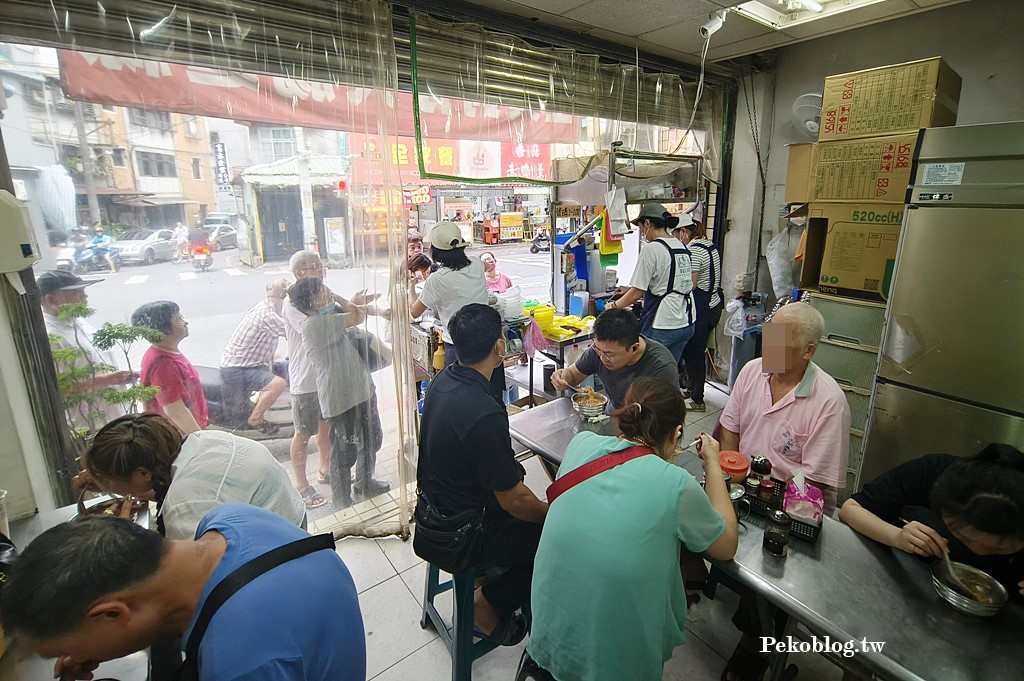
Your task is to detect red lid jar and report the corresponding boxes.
[719,450,750,484]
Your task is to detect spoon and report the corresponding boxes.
[942,551,976,600]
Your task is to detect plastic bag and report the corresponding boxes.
[523,318,546,357]
[723,299,746,338]
[782,469,824,526]
[766,224,805,300]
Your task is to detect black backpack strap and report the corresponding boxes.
[689,241,724,303]
[179,533,336,679]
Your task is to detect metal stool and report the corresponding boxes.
[420,563,499,681]
[515,650,556,681]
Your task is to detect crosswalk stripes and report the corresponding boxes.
[179,272,198,281]
[223,268,248,277]
[124,275,148,285]
[508,274,523,280]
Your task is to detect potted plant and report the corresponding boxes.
[48,301,162,459]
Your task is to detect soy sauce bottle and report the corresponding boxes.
[763,509,792,557]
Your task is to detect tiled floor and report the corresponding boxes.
[334,447,845,681]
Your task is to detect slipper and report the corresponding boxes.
[248,418,280,435]
[300,486,327,510]
[721,644,769,681]
[317,472,330,485]
[473,613,528,647]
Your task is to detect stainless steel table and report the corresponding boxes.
[508,397,617,468]
[508,398,1024,681]
[709,515,1024,681]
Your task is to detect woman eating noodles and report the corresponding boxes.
[526,377,738,681]
[83,412,305,540]
[840,443,1024,600]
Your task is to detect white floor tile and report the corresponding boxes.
[377,536,422,574]
[360,575,438,679]
[335,536,397,594]
[663,632,728,681]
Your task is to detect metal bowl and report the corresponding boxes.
[931,560,1007,617]
[571,391,608,418]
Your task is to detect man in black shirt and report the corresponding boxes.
[415,304,548,645]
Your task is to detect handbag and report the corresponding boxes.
[545,445,653,504]
[348,326,393,372]
[173,533,336,681]
[413,489,486,574]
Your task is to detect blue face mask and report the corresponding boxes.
[318,302,336,315]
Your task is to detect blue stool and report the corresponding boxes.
[420,564,500,681]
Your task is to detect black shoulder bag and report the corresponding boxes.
[174,533,336,681]
[413,489,486,574]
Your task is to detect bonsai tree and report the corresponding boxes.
[49,301,162,454]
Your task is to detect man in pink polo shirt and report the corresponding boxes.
[719,302,851,513]
[718,302,852,681]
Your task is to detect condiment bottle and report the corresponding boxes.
[759,479,776,502]
[749,456,773,482]
[744,477,761,497]
[763,509,792,557]
[432,331,446,371]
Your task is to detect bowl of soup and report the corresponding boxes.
[931,560,1007,617]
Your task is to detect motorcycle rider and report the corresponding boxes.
[173,221,190,260]
[188,222,210,249]
[91,223,119,272]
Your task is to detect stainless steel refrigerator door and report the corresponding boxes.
[879,206,1024,414]
[859,383,1024,489]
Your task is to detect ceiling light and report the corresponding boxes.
[733,0,889,30]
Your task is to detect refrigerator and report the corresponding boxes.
[858,121,1024,488]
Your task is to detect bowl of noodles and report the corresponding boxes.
[571,387,608,418]
[931,560,1007,617]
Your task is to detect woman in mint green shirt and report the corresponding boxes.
[527,377,738,681]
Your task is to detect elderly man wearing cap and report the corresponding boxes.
[607,202,695,364]
[38,270,131,426]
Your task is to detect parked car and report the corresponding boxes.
[110,229,178,265]
[204,213,246,251]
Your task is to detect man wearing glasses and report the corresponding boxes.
[550,308,678,410]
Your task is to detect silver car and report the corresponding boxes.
[110,229,178,265]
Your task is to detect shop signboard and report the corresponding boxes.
[404,185,433,206]
[501,142,551,181]
[60,50,578,143]
[212,142,232,189]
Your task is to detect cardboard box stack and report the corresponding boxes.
[785,57,961,498]
[790,56,962,302]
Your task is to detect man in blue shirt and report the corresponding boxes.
[0,504,365,681]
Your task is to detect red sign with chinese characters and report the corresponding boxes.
[404,185,433,206]
[59,50,578,143]
[347,134,459,183]
[500,142,551,181]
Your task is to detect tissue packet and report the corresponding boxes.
[783,479,824,526]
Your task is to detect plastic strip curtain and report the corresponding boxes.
[1,0,416,538]
[406,12,726,187]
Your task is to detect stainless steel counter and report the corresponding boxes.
[508,397,617,465]
[711,515,1024,681]
[508,397,1024,681]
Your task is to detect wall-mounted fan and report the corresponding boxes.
[792,93,823,142]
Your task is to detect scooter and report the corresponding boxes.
[191,245,213,271]
[56,245,121,273]
[529,230,551,254]
[196,363,293,440]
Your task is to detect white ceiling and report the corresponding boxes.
[459,0,969,65]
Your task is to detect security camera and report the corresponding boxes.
[699,11,727,38]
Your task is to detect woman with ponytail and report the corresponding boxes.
[840,443,1024,600]
[525,377,738,681]
[82,413,305,540]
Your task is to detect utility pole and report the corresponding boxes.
[72,100,102,226]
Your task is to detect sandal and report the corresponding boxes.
[473,612,528,647]
[248,418,280,435]
[721,644,769,681]
[317,472,330,485]
[300,486,327,509]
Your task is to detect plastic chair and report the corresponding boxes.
[420,563,500,681]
